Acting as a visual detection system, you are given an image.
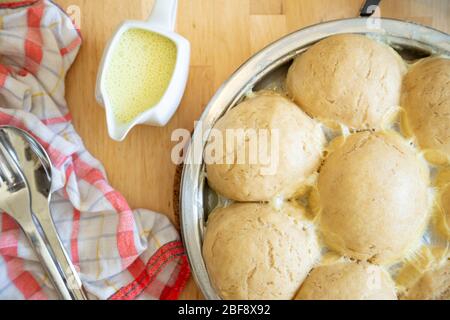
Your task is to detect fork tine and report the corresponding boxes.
[0,150,11,184]
[0,131,25,192]
[0,153,11,199]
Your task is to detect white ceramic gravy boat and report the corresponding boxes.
[95,0,190,141]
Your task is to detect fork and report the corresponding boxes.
[0,140,72,300]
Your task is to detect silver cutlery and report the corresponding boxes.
[0,131,72,299]
[0,127,88,300]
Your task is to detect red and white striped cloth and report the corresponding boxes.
[0,0,190,300]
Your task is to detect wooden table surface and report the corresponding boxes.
[53,0,449,300]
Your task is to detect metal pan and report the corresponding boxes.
[180,18,450,300]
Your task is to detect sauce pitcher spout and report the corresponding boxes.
[108,118,134,142]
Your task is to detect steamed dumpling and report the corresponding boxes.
[401,57,450,164]
[203,203,320,300]
[316,131,430,264]
[287,34,405,129]
[206,93,325,201]
[296,260,397,300]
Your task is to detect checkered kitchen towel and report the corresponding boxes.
[0,0,190,300]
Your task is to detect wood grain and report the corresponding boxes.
[52,0,449,300]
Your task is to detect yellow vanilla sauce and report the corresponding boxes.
[105,28,177,123]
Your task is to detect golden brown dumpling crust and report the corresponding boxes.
[202,203,320,300]
[295,261,397,300]
[287,34,405,130]
[206,93,325,201]
[317,131,430,264]
[402,57,450,162]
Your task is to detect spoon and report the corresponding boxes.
[0,126,88,300]
[0,129,71,299]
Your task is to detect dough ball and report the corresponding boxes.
[295,260,397,300]
[287,34,405,129]
[402,57,450,164]
[402,260,450,300]
[202,202,320,300]
[206,93,325,201]
[317,131,430,264]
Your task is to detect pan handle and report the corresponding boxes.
[360,0,381,17]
